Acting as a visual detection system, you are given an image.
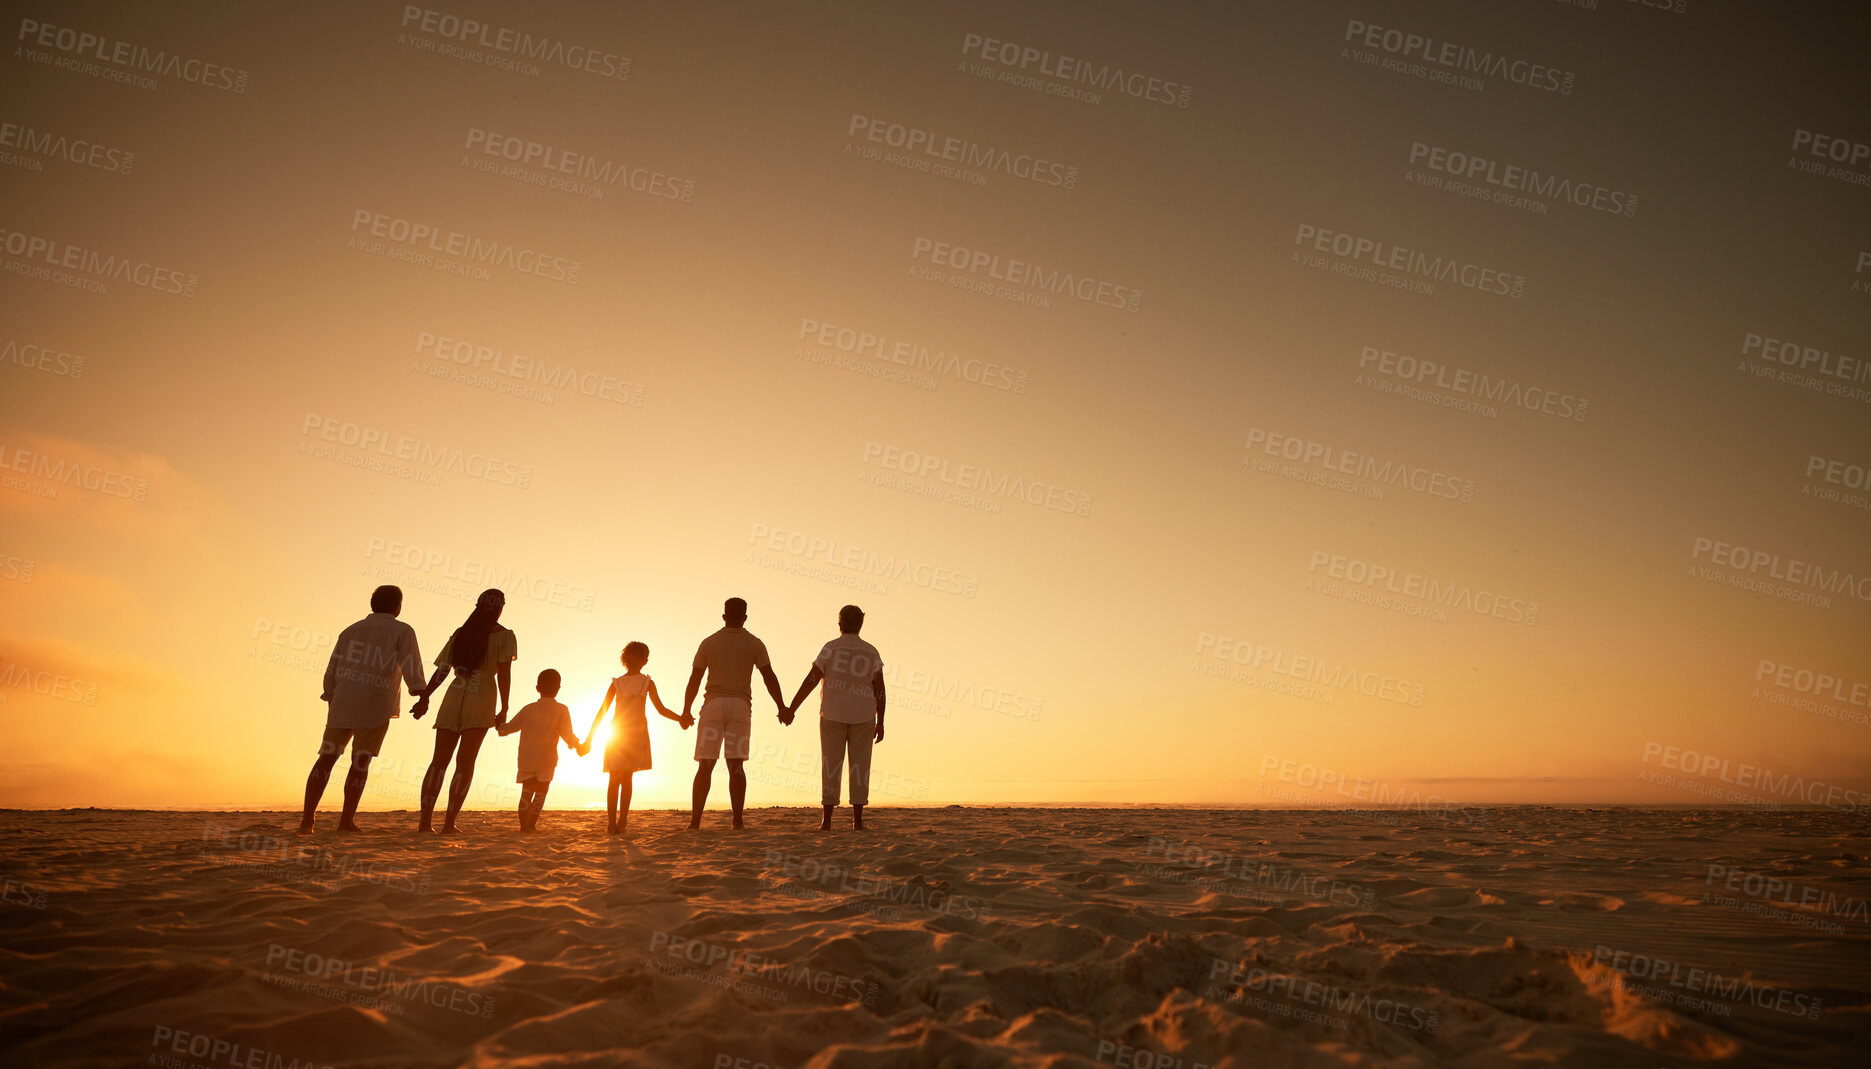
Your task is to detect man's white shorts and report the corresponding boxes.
[694,696,753,761]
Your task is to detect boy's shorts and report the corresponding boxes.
[320,722,390,758]
[694,696,752,761]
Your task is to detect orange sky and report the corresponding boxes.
[3,0,1868,811]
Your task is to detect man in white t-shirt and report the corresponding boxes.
[301,585,427,834]
[784,604,886,831]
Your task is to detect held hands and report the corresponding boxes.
[410,694,430,719]
[577,740,592,757]
[778,702,795,726]
[679,711,695,730]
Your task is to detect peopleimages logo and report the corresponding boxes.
[1307,550,1541,625]
[1342,19,1575,94]
[1196,633,1426,707]
[1,337,85,379]
[16,18,249,92]
[1756,661,1870,710]
[0,225,199,296]
[1807,455,1870,494]
[1739,333,1867,385]
[1243,427,1474,502]
[1788,128,1870,188]
[1293,224,1525,298]
[861,441,1092,517]
[1258,756,1484,822]
[463,127,694,202]
[1357,346,1588,421]
[910,237,1142,311]
[0,119,134,174]
[1706,864,1869,925]
[0,660,99,705]
[398,6,630,81]
[1406,141,1636,217]
[747,523,980,599]
[299,415,533,488]
[1641,742,1869,814]
[1754,658,1871,728]
[1690,536,1871,603]
[1589,945,1822,1020]
[363,537,596,611]
[795,318,1028,393]
[958,32,1192,107]
[847,114,1079,188]
[349,210,582,284]
[263,944,494,1017]
[0,441,148,500]
[416,331,645,407]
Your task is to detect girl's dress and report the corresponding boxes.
[433,626,518,731]
[603,674,653,773]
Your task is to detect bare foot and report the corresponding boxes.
[336,820,362,833]
[438,823,459,835]
[731,817,745,830]
[297,819,315,836]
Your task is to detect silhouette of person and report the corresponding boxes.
[683,597,787,829]
[585,641,690,836]
[411,588,516,833]
[301,585,427,834]
[496,668,585,832]
[784,604,886,831]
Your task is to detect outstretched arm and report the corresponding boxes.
[786,665,824,718]
[586,682,616,744]
[411,665,450,717]
[683,664,705,720]
[758,663,787,718]
[400,630,426,697]
[647,679,684,724]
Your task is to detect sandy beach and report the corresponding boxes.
[3,808,1871,1063]
[1,807,1865,1067]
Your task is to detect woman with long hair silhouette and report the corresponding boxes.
[410,588,517,833]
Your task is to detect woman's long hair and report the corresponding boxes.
[447,590,505,672]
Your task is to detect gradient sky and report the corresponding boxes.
[2,0,1868,811]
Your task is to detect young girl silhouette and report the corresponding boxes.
[585,641,689,834]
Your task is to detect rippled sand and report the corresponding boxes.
[0,807,1866,1067]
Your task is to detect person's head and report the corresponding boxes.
[621,641,649,671]
[370,585,403,616]
[723,597,747,627]
[838,604,864,634]
[447,589,507,671]
[536,668,561,697]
